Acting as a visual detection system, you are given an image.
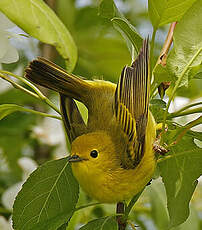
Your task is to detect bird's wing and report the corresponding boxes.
[60,94,87,143]
[114,38,150,168]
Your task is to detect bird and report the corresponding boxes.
[25,38,156,203]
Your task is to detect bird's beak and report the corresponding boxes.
[67,155,84,162]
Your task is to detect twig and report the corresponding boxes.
[168,101,202,117]
[151,22,177,97]
[0,70,61,115]
[167,107,202,119]
[171,116,202,146]
[116,202,126,230]
[0,73,39,99]
[156,22,177,67]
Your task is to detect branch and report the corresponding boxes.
[151,22,177,97]
[116,202,126,230]
[156,22,177,67]
[167,107,202,119]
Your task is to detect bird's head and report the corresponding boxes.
[68,131,121,173]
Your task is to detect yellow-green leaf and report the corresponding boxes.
[0,0,77,71]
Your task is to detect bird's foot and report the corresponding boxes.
[153,143,169,156]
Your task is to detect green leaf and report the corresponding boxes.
[0,104,61,120]
[173,206,201,230]
[153,64,173,83]
[150,99,166,108]
[193,72,202,79]
[112,17,143,57]
[98,0,116,19]
[98,0,142,59]
[0,0,77,71]
[147,181,169,230]
[167,0,202,87]
[150,99,166,122]
[188,63,202,80]
[13,158,79,230]
[158,131,202,226]
[79,216,118,230]
[57,223,67,230]
[148,0,197,29]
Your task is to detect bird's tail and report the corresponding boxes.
[25,57,91,103]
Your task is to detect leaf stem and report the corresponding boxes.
[74,202,101,212]
[169,101,202,115]
[0,73,39,99]
[20,107,62,120]
[150,27,157,71]
[167,116,202,148]
[167,107,202,119]
[0,105,61,120]
[123,190,144,221]
[157,148,197,163]
[161,47,202,142]
[0,70,61,115]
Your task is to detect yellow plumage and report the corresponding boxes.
[25,38,156,203]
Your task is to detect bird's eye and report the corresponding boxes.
[90,150,98,158]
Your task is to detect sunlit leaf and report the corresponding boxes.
[0,0,77,71]
[79,216,118,230]
[167,0,202,87]
[13,158,79,230]
[148,0,197,28]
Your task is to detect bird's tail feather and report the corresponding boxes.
[25,57,91,103]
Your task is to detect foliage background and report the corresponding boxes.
[0,0,201,229]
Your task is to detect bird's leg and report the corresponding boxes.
[153,123,169,156]
[116,202,126,230]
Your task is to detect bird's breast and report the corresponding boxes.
[71,153,155,203]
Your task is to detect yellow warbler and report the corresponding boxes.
[25,39,156,203]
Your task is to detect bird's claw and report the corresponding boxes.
[153,143,169,156]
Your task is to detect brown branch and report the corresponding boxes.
[116,202,126,230]
[156,22,177,98]
[157,22,177,66]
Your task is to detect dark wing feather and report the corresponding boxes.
[60,94,86,143]
[115,38,150,168]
